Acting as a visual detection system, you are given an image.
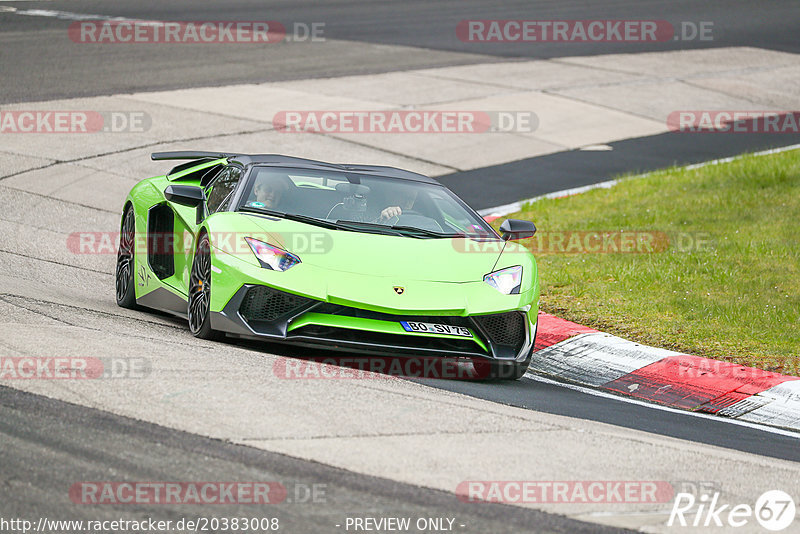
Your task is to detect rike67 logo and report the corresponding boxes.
[668,490,796,531]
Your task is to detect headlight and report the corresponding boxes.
[484,266,522,295]
[244,237,301,271]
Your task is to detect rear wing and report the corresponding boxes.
[151,152,231,184]
[151,151,235,161]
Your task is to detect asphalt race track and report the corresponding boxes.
[1,1,799,532]
[1,0,799,103]
[0,387,619,534]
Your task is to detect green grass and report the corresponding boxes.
[501,149,800,374]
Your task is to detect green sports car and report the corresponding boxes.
[116,151,539,379]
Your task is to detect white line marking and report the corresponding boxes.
[681,143,800,170]
[579,144,613,151]
[7,7,154,23]
[479,180,620,217]
[479,143,800,217]
[524,374,800,439]
[13,9,115,21]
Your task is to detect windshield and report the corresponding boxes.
[237,166,495,238]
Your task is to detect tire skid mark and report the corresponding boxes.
[0,294,205,350]
[0,248,111,276]
[0,186,118,215]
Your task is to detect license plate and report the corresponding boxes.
[400,321,473,338]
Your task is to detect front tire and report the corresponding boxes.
[489,321,539,380]
[115,205,138,309]
[487,356,531,380]
[477,322,537,381]
[188,233,224,341]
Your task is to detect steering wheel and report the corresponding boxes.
[396,211,445,233]
[382,208,421,226]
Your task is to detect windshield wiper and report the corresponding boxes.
[239,205,286,217]
[388,225,464,238]
[239,206,343,230]
[332,220,404,236]
[333,220,463,238]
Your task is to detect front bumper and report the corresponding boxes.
[210,284,536,362]
[207,243,538,361]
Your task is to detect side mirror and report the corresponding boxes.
[165,185,206,224]
[499,219,537,241]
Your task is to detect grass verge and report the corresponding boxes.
[500,149,800,374]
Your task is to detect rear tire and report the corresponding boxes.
[115,205,138,309]
[188,233,224,341]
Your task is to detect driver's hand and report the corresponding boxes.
[380,206,402,220]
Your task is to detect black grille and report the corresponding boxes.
[290,326,482,355]
[239,286,314,323]
[472,312,526,350]
[313,302,472,327]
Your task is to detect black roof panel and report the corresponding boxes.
[152,151,439,185]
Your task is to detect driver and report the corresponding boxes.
[251,173,290,209]
[376,188,418,222]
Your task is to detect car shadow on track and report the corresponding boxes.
[219,334,800,462]
[231,337,519,383]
